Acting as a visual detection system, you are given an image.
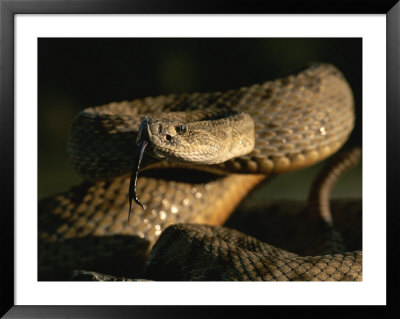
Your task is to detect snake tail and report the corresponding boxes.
[307,147,362,225]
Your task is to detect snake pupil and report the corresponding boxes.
[176,124,187,134]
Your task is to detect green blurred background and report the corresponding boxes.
[38,38,362,200]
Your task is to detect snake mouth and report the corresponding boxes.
[129,116,177,220]
[136,118,169,160]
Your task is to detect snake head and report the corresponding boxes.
[137,116,196,162]
[136,112,255,165]
[140,117,187,142]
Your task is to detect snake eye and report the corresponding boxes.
[175,124,187,135]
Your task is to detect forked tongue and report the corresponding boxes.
[128,139,148,223]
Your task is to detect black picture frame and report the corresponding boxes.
[1,0,398,317]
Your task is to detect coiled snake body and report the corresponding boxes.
[38,64,361,281]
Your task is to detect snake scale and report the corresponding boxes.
[38,63,361,281]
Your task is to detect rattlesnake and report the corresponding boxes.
[38,63,361,281]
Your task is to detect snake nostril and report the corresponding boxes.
[158,124,163,134]
[166,135,172,142]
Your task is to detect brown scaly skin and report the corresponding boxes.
[70,198,361,281]
[141,149,362,281]
[38,170,264,280]
[143,224,361,281]
[39,64,361,281]
[68,64,354,180]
